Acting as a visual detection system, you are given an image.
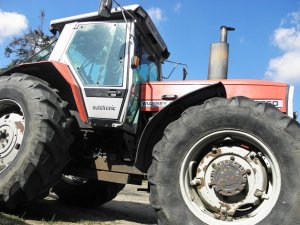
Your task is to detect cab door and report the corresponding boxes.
[61,21,130,125]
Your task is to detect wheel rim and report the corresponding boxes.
[179,130,281,225]
[0,99,25,174]
[62,174,89,186]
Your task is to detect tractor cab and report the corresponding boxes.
[47,5,169,130]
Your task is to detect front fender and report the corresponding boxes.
[134,82,226,173]
[1,61,88,123]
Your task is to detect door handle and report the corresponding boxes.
[108,89,122,97]
[161,95,178,100]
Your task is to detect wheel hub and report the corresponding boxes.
[0,100,25,173]
[0,126,15,155]
[180,130,282,225]
[188,144,269,219]
[210,159,247,196]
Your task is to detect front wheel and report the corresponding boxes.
[53,175,125,206]
[148,97,300,225]
[0,74,73,209]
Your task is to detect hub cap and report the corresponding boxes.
[0,100,25,173]
[210,158,247,196]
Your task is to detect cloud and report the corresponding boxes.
[147,7,166,24]
[273,27,300,51]
[265,11,300,83]
[0,10,28,43]
[265,52,300,83]
[174,3,182,13]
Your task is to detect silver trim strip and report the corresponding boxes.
[287,85,294,118]
[50,5,140,27]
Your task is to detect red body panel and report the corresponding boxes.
[141,79,289,113]
[50,61,88,123]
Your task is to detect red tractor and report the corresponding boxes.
[0,1,299,224]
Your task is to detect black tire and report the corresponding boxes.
[53,176,125,206]
[0,73,73,209]
[148,96,300,225]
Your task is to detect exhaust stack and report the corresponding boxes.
[208,26,235,80]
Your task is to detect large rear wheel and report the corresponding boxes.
[0,73,73,209]
[148,97,300,225]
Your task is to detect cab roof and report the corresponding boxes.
[50,5,170,59]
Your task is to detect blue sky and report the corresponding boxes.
[0,0,300,119]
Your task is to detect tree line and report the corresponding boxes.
[1,10,53,71]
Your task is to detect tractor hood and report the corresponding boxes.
[140,79,293,118]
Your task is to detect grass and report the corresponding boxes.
[0,212,27,225]
[0,213,123,225]
[77,221,120,225]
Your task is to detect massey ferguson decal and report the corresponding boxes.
[141,99,283,109]
[141,100,171,108]
[93,105,117,111]
[254,100,283,108]
[85,97,123,119]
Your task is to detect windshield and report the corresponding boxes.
[66,22,126,87]
[26,40,57,63]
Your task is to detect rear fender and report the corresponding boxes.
[134,82,226,173]
[1,61,88,123]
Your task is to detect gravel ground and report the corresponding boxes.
[1,183,157,225]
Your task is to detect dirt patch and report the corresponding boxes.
[1,184,157,225]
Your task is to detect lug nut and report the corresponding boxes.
[254,189,263,198]
[190,178,202,187]
[249,152,256,160]
[230,156,235,161]
[208,183,215,188]
[214,213,221,219]
[246,169,251,175]
[212,147,218,154]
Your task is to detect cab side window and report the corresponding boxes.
[136,46,159,81]
[126,40,159,125]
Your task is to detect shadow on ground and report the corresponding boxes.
[3,185,157,225]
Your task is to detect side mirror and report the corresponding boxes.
[98,0,112,17]
[183,68,187,80]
